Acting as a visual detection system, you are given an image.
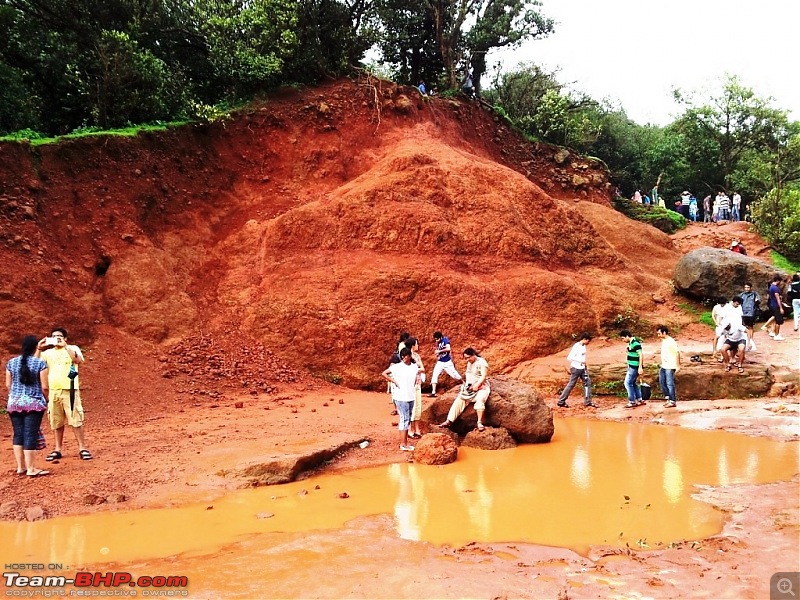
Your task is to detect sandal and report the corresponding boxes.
[725,364,732,372]
[477,424,485,432]
[45,450,62,462]
[79,449,93,460]
[437,421,451,428]
[738,366,745,375]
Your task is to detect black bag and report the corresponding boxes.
[640,382,652,401]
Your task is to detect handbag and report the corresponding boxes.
[35,428,47,450]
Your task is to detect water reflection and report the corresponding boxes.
[1,418,796,564]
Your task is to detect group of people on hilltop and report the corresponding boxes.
[382,331,489,452]
[695,191,744,222]
[417,65,477,100]
[628,187,746,223]
[5,326,91,478]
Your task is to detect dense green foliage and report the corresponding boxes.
[611,197,686,234]
[1,2,796,259]
[0,0,366,135]
[0,0,553,135]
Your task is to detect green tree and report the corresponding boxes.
[374,0,552,92]
[673,75,789,190]
[373,0,444,86]
[464,0,553,93]
[194,0,298,99]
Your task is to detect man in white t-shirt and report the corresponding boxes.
[382,348,421,451]
[556,333,596,408]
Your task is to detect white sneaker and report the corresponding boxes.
[773,335,785,341]
[768,332,775,337]
[399,445,415,451]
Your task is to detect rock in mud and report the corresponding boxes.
[26,506,46,521]
[461,426,517,450]
[413,433,458,465]
[421,375,554,443]
[0,501,19,516]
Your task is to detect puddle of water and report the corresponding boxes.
[2,418,797,568]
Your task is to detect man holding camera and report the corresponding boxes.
[438,348,490,432]
[36,327,92,461]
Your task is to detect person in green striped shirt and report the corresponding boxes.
[620,330,644,408]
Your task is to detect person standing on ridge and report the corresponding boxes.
[740,282,761,351]
[657,326,680,408]
[428,331,463,397]
[767,275,786,340]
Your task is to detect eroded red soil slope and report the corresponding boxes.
[0,78,680,388]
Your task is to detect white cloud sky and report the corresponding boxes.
[490,0,800,125]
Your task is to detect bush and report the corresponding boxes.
[611,196,687,234]
[751,187,800,263]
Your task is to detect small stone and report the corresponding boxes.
[234,401,244,409]
[106,493,127,504]
[83,494,106,506]
[256,512,274,519]
[26,506,46,521]
[0,501,19,516]
[338,492,349,499]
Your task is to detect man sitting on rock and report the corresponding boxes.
[438,348,490,432]
[718,296,748,374]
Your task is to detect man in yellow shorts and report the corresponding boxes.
[36,327,92,461]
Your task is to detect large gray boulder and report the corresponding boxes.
[420,375,553,443]
[674,247,787,301]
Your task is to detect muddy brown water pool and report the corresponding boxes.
[3,417,797,596]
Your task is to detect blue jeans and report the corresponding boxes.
[624,366,642,404]
[659,368,677,403]
[732,207,740,221]
[558,367,592,405]
[9,410,45,450]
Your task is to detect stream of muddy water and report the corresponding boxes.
[2,418,797,597]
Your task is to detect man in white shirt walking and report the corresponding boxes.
[556,333,597,408]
